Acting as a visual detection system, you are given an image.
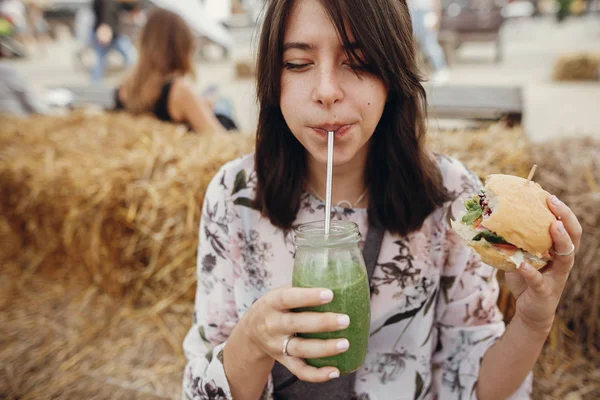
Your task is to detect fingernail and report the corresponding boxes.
[336,339,349,351]
[329,371,340,379]
[320,290,333,302]
[557,221,566,234]
[550,195,561,207]
[521,262,534,272]
[337,315,350,328]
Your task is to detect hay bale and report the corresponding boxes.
[426,122,533,180]
[0,111,254,306]
[235,58,256,79]
[534,342,600,399]
[552,53,600,82]
[0,263,187,399]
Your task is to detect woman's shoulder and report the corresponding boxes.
[205,153,257,200]
[169,77,213,116]
[169,77,200,103]
[169,77,191,102]
[169,76,187,91]
[434,153,483,203]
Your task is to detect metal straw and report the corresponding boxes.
[324,131,334,235]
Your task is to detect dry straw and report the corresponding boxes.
[0,111,254,306]
[1,113,598,398]
[552,52,600,81]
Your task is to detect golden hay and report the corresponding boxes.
[0,261,187,399]
[235,58,256,79]
[426,122,533,180]
[1,114,599,399]
[0,111,254,306]
[534,341,600,399]
[552,53,600,82]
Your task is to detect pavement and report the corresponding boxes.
[3,14,600,142]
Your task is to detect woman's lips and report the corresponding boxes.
[312,124,353,139]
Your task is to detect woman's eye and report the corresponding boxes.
[284,62,311,71]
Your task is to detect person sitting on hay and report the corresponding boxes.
[181,0,583,399]
[114,8,238,134]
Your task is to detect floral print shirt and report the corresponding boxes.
[182,153,532,400]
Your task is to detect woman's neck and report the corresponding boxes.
[305,153,368,208]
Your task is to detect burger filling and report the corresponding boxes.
[459,193,551,265]
[461,194,511,245]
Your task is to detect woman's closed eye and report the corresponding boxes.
[284,62,312,71]
[284,61,370,73]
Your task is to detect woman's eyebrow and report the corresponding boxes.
[283,42,314,52]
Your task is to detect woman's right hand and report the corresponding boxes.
[239,286,351,382]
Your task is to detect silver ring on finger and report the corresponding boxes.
[555,243,575,257]
[282,334,295,357]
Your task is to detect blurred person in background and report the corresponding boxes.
[114,8,237,134]
[91,0,138,83]
[408,0,450,83]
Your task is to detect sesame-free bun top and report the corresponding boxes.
[481,174,557,258]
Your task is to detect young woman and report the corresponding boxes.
[114,8,235,134]
[182,0,582,399]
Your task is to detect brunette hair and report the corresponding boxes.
[254,0,450,235]
[120,8,196,113]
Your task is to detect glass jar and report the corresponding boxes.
[292,220,371,375]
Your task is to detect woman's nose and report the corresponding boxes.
[312,67,344,107]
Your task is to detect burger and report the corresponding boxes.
[451,174,557,272]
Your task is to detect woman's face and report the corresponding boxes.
[280,0,388,169]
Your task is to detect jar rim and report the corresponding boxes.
[294,220,360,247]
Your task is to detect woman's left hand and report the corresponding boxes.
[504,195,583,334]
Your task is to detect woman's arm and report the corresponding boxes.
[182,168,239,399]
[477,195,581,400]
[477,316,547,400]
[171,80,226,134]
[223,326,275,399]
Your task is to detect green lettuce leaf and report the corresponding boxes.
[461,195,483,226]
[472,230,509,245]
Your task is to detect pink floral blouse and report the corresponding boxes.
[182,153,532,400]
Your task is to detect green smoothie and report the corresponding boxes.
[292,261,371,375]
